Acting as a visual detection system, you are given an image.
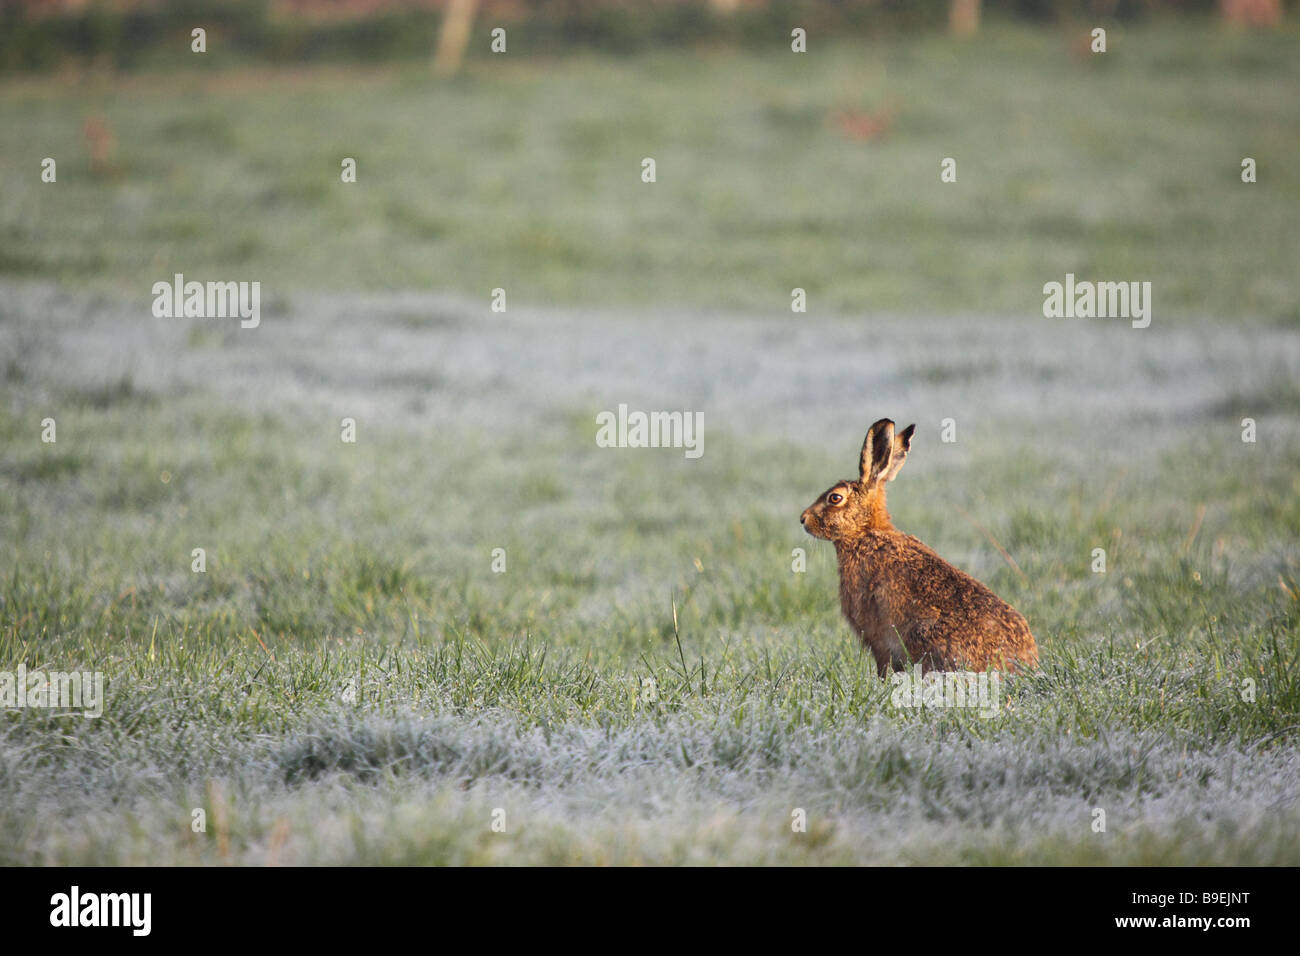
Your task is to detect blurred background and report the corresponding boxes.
[1,0,1296,318]
[3,1,1292,71]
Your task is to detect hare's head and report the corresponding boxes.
[801,418,915,542]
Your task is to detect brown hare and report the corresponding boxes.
[800,418,1038,676]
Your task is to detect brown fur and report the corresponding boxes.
[801,418,1038,676]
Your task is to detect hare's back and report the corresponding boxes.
[864,532,1031,636]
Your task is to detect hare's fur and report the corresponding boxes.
[801,419,1038,676]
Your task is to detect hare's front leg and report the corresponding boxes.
[868,643,892,678]
[863,627,910,677]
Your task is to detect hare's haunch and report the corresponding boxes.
[801,418,1038,676]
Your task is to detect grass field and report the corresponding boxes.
[1,21,1299,864]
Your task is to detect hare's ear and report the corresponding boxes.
[859,418,896,482]
[879,423,915,482]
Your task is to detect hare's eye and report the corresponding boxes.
[828,493,843,505]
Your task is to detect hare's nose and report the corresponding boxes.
[799,510,809,526]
